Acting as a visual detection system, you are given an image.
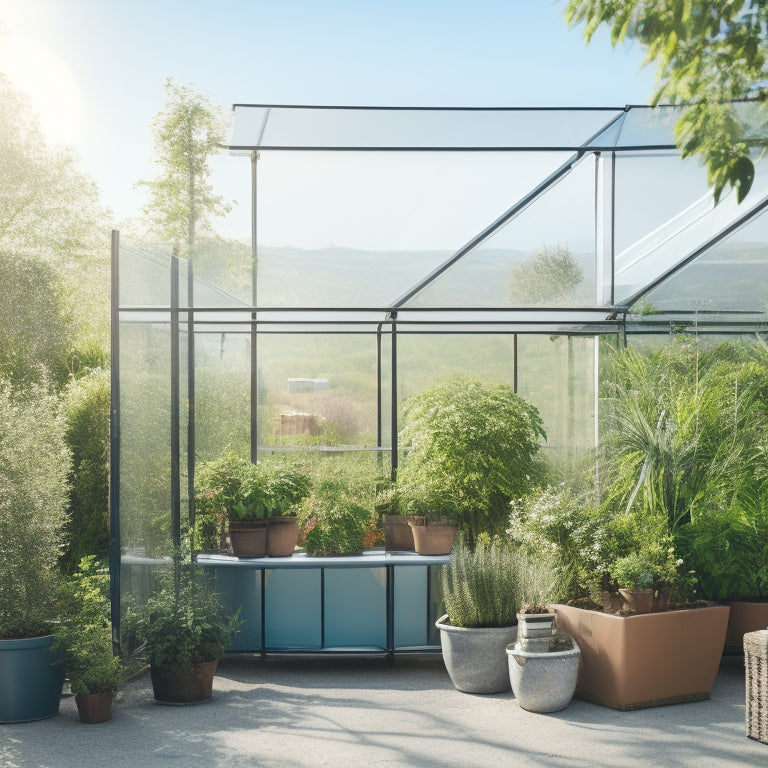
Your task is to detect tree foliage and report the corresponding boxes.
[139,79,231,258]
[566,0,768,202]
[508,243,584,305]
[0,75,109,365]
[0,383,71,638]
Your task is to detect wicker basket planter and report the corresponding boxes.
[745,630,768,743]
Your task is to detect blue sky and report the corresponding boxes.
[0,0,657,241]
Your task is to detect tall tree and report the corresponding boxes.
[139,79,231,258]
[508,243,584,306]
[566,1,768,203]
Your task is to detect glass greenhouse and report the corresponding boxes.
[111,104,768,651]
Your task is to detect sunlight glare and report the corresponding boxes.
[0,30,82,145]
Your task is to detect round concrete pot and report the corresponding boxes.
[506,642,581,713]
[435,615,518,694]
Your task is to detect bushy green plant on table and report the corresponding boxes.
[397,376,547,542]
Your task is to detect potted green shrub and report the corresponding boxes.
[436,536,562,694]
[398,376,546,554]
[0,384,71,723]
[126,563,240,704]
[264,466,312,557]
[194,452,253,556]
[54,556,128,723]
[297,463,376,556]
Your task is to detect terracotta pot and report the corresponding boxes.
[150,659,218,704]
[407,516,458,555]
[552,603,730,710]
[229,520,267,558]
[266,517,299,557]
[724,601,768,648]
[384,515,415,551]
[618,587,654,615]
[75,691,114,723]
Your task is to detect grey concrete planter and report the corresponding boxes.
[506,642,581,713]
[435,614,518,694]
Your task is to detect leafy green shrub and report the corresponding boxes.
[681,496,768,601]
[610,541,679,589]
[125,564,240,669]
[61,368,110,573]
[0,383,71,638]
[397,376,547,541]
[297,460,379,556]
[441,537,563,628]
[54,556,123,695]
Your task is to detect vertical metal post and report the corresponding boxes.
[171,254,181,565]
[513,334,518,394]
[595,152,615,307]
[109,230,121,649]
[376,323,383,448]
[187,262,196,550]
[250,151,259,464]
[390,313,398,480]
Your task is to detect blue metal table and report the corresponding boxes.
[197,550,448,657]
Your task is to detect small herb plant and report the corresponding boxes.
[441,537,563,628]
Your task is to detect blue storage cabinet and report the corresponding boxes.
[197,551,447,655]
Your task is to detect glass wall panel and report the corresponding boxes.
[639,207,768,314]
[119,320,172,556]
[256,333,382,447]
[516,334,597,465]
[194,328,251,460]
[405,155,598,308]
[614,154,768,306]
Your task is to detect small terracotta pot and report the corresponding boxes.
[618,587,655,615]
[229,520,267,558]
[75,691,114,723]
[384,515,415,551]
[266,517,299,557]
[407,516,458,555]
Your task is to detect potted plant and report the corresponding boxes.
[125,562,240,704]
[194,452,250,555]
[376,483,414,552]
[297,463,377,557]
[264,466,312,557]
[0,384,70,722]
[610,542,679,615]
[436,536,562,694]
[54,556,127,724]
[398,376,546,555]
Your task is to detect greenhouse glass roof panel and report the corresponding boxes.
[229,105,639,151]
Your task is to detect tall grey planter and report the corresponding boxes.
[436,615,518,694]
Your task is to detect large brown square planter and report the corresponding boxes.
[724,601,768,649]
[552,604,730,710]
